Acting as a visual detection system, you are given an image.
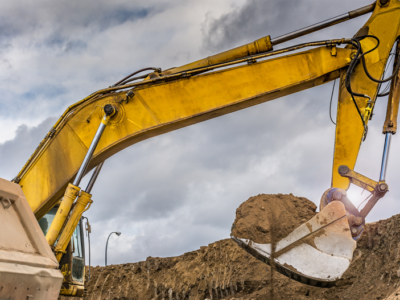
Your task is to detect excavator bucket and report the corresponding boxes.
[232,201,356,287]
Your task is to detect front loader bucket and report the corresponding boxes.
[231,201,356,287]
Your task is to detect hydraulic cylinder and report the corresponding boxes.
[46,105,115,247]
[46,183,80,246]
[54,191,93,261]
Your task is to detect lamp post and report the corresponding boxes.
[105,231,121,266]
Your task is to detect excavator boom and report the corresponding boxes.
[17,44,353,220]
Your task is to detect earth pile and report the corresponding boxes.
[84,194,400,300]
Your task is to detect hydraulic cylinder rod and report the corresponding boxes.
[271,3,376,45]
[85,162,104,194]
[359,34,400,218]
[74,106,114,187]
[360,144,390,218]
[82,216,91,281]
[380,133,392,182]
[381,38,400,181]
[46,105,115,247]
[164,3,374,76]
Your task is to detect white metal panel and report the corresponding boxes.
[0,178,63,300]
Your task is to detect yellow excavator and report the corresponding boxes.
[1,0,400,298]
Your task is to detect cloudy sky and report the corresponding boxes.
[1,0,397,267]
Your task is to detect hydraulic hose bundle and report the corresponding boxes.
[344,35,400,134]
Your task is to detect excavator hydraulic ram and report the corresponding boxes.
[54,190,92,261]
[46,105,114,247]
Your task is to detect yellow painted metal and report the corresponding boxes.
[60,286,78,296]
[339,168,377,193]
[55,191,92,261]
[163,35,272,75]
[384,40,400,134]
[17,46,353,219]
[46,183,80,246]
[59,263,83,296]
[333,0,400,189]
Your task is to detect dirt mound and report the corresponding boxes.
[84,194,400,300]
[231,193,317,244]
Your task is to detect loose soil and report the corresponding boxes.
[84,194,400,300]
[231,193,317,244]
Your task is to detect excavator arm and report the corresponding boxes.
[17,44,354,220]
[333,0,400,189]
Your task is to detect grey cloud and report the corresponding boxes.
[0,117,57,180]
[0,43,12,54]
[64,40,87,54]
[0,1,163,40]
[0,0,199,127]
[0,43,12,69]
[201,0,371,53]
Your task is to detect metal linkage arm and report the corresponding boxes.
[338,164,388,219]
[85,162,104,194]
[338,165,377,193]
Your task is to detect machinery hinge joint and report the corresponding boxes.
[247,58,257,65]
[181,71,191,78]
[47,128,56,139]
[330,45,337,56]
[11,176,20,184]
[118,90,135,104]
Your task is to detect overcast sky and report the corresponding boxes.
[1,0,397,267]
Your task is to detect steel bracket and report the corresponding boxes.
[247,58,257,65]
[338,165,388,218]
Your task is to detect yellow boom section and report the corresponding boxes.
[17,46,353,219]
[332,0,400,189]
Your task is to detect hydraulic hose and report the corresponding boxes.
[343,35,400,131]
[113,67,161,86]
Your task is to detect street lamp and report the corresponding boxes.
[105,231,121,266]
